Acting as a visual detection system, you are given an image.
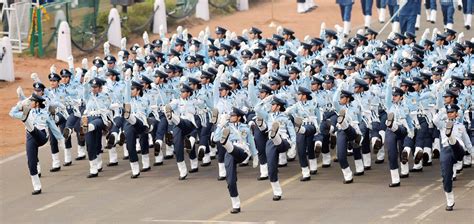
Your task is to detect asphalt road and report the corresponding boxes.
[1,4,474,224]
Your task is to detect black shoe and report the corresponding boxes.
[424,161,432,166]
[337,109,346,124]
[400,173,409,178]
[463,164,472,168]
[75,156,86,161]
[273,195,281,201]
[287,157,296,162]
[153,161,163,166]
[422,153,430,166]
[386,112,394,129]
[278,163,287,168]
[210,155,216,160]
[415,27,419,31]
[375,159,384,164]
[389,182,400,187]
[466,25,471,30]
[456,169,462,174]
[239,163,249,167]
[63,127,72,139]
[364,166,371,171]
[97,167,103,172]
[197,147,204,161]
[123,156,129,160]
[141,167,151,172]
[322,164,331,168]
[445,203,454,211]
[414,151,423,164]
[201,162,211,167]
[432,149,440,159]
[164,155,174,160]
[179,174,187,180]
[310,170,318,175]
[107,162,118,167]
[294,117,303,133]
[50,167,61,172]
[217,176,226,181]
[63,162,72,166]
[32,189,42,195]
[300,176,311,182]
[118,132,126,146]
[347,151,354,156]
[230,208,241,214]
[343,179,353,184]
[189,168,198,173]
[453,176,457,181]
[445,121,454,137]
[87,173,98,178]
[401,150,408,164]
[269,122,279,139]
[373,138,383,154]
[333,158,339,162]
[431,21,435,24]
[257,176,268,181]
[106,134,115,149]
[184,138,192,153]
[38,173,41,178]
[354,171,364,176]
[131,173,140,179]
[330,136,337,149]
[458,5,462,10]
[410,168,423,172]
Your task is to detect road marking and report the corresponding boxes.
[108,170,131,180]
[0,151,26,165]
[36,196,75,212]
[465,180,474,188]
[381,183,437,219]
[141,218,275,224]
[415,203,444,221]
[209,160,326,221]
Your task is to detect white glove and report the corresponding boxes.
[50,65,57,74]
[448,62,457,70]
[120,37,127,50]
[279,55,285,68]
[83,71,91,83]
[176,26,183,36]
[407,130,415,139]
[267,60,273,72]
[198,31,205,42]
[304,65,311,74]
[125,68,132,81]
[230,49,237,55]
[401,50,410,59]
[110,103,120,110]
[189,45,196,54]
[319,22,326,37]
[159,24,165,38]
[230,32,237,40]
[297,46,304,56]
[421,28,430,40]
[91,65,98,73]
[388,32,395,40]
[356,29,364,35]
[217,64,225,75]
[31,73,39,82]
[252,155,259,168]
[304,35,311,43]
[75,68,83,77]
[136,47,144,59]
[97,67,104,76]
[169,56,180,65]
[276,26,283,35]
[81,58,88,69]
[457,32,464,43]
[67,55,74,68]
[213,39,221,49]
[58,138,66,151]
[16,86,24,98]
[182,29,188,41]
[335,24,343,34]
[103,41,110,56]
[431,28,439,41]
[240,41,248,50]
[329,39,337,47]
[171,33,178,44]
[248,72,255,81]
[162,38,169,52]
[225,30,232,41]
[142,31,149,45]
[205,26,210,37]
[242,28,248,38]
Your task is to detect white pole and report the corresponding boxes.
[107,8,122,48]
[195,0,210,21]
[237,0,249,11]
[0,36,15,82]
[153,0,168,34]
[56,21,72,63]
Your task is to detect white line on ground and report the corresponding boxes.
[465,180,474,188]
[108,170,131,180]
[0,151,26,165]
[141,218,275,224]
[415,203,445,221]
[36,196,75,212]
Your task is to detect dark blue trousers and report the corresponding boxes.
[297,124,316,168]
[172,119,197,163]
[314,111,337,155]
[124,119,148,163]
[225,145,249,197]
[386,127,407,170]
[85,116,105,161]
[266,139,290,182]
[415,117,433,149]
[400,15,416,34]
[361,0,374,15]
[26,129,48,175]
[254,127,268,165]
[65,111,85,146]
[336,126,357,169]
[376,0,387,8]
[339,4,353,21]
[440,142,465,192]
[441,2,455,24]
[49,114,66,154]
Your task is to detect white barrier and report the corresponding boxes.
[237,0,249,11]
[196,0,210,21]
[107,8,122,48]
[56,21,72,63]
[153,0,168,34]
[0,37,15,82]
